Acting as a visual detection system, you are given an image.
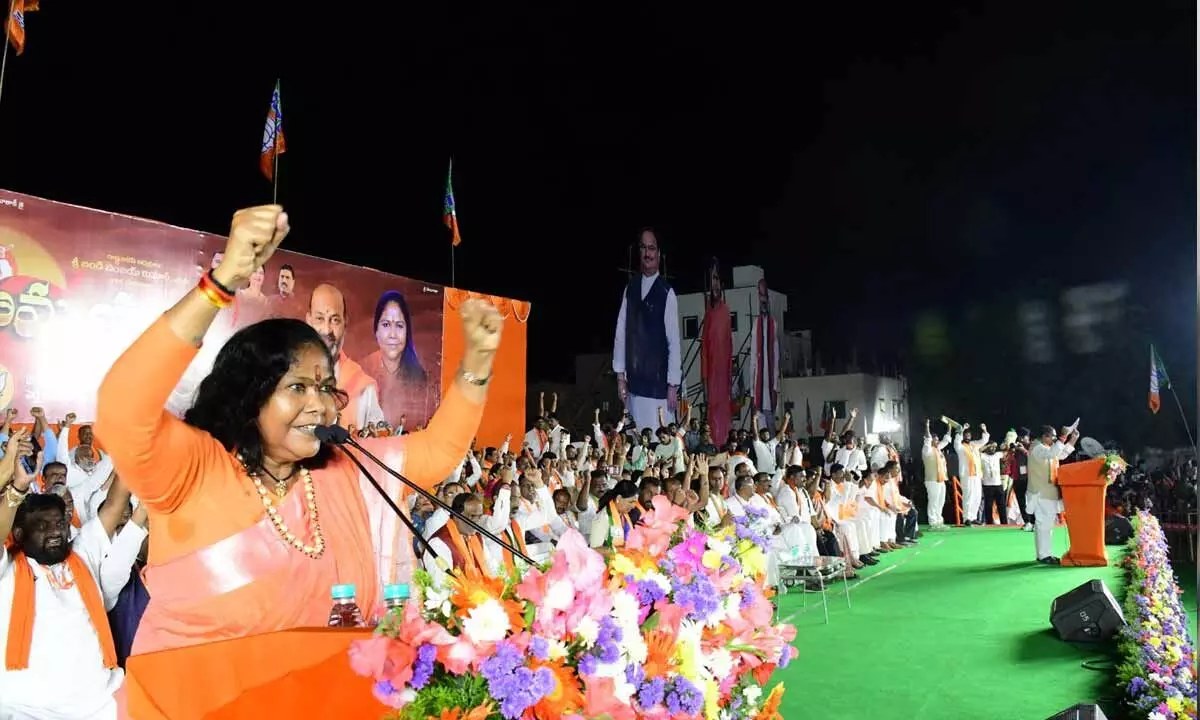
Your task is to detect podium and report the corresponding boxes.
[123,628,383,720]
[1057,458,1109,567]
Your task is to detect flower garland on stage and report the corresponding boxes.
[1116,511,1197,720]
[349,498,797,720]
[1101,454,1128,485]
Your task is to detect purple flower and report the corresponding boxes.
[625,663,645,688]
[778,643,794,669]
[578,653,598,676]
[665,676,704,716]
[410,644,437,690]
[529,636,550,661]
[671,570,721,621]
[637,676,666,708]
[480,641,555,720]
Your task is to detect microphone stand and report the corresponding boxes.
[326,429,537,566]
[330,444,442,565]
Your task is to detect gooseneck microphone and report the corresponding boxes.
[314,425,537,567]
[317,427,439,563]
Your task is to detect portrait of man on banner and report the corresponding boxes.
[612,228,682,431]
[700,257,733,444]
[751,277,781,429]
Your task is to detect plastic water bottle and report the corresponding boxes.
[383,583,409,614]
[327,584,364,628]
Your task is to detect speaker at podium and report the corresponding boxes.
[1049,579,1126,642]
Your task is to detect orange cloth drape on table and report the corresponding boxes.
[1056,457,1109,567]
[121,629,379,720]
[442,289,529,448]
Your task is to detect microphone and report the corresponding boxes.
[315,426,440,564]
[315,425,537,567]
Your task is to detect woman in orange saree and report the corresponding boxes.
[94,206,503,718]
[700,257,733,444]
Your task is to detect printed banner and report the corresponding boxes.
[0,191,445,430]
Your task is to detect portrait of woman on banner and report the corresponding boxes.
[700,257,733,444]
[362,289,431,426]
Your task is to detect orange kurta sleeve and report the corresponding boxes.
[95,316,221,512]
[372,382,483,491]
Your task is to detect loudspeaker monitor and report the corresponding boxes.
[1046,703,1108,720]
[1049,579,1125,642]
[1104,515,1133,545]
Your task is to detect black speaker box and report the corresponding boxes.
[1049,579,1125,642]
[1047,703,1108,720]
[1104,515,1134,545]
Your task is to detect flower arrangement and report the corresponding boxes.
[349,497,798,719]
[1116,511,1197,720]
[1101,454,1129,485]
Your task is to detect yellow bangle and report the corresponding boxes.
[198,283,232,309]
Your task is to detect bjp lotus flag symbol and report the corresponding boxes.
[5,0,36,56]
[260,80,286,181]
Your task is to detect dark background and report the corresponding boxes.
[0,1,1194,448]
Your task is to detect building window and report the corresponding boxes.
[892,400,902,418]
[828,401,846,419]
[878,398,887,415]
[682,315,699,340]
[730,311,739,333]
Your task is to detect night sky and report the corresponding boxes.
[1,2,1195,444]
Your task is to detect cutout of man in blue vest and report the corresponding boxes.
[613,228,682,432]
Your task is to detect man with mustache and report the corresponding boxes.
[306,283,386,430]
[0,430,136,719]
[613,228,681,433]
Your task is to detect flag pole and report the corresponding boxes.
[0,0,13,112]
[451,242,456,288]
[272,79,281,204]
[1169,385,1196,452]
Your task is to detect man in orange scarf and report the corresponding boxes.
[953,423,990,526]
[0,431,125,719]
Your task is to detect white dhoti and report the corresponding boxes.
[1032,494,1062,560]
[925,481,946,527]
[859,504,883,548]
[833,520,861,557]
[626,393,673,432]
[963,475,983,523]
[878,510,898,543]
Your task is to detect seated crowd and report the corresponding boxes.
[0,396,926,718]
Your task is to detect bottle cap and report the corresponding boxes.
[331,583,357,600]
[383,583,410,601]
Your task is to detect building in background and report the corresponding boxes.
[779,373,910,450]
[675,265,911,449]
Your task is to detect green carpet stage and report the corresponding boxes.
[774,526,1128,720]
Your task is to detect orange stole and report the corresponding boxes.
[337,353,376,429]
[501,520,529,572]
[5,550,117,670]
[963,445,979,477]
[441,521,489,577]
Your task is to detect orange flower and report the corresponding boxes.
[531,659,584,718]
[449,569,527,633]
[642,630,678,679]
[754,684,785,720]
[436,702,494,720]
[450,567,507,615]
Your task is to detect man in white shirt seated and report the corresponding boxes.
[0,487,128,718]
